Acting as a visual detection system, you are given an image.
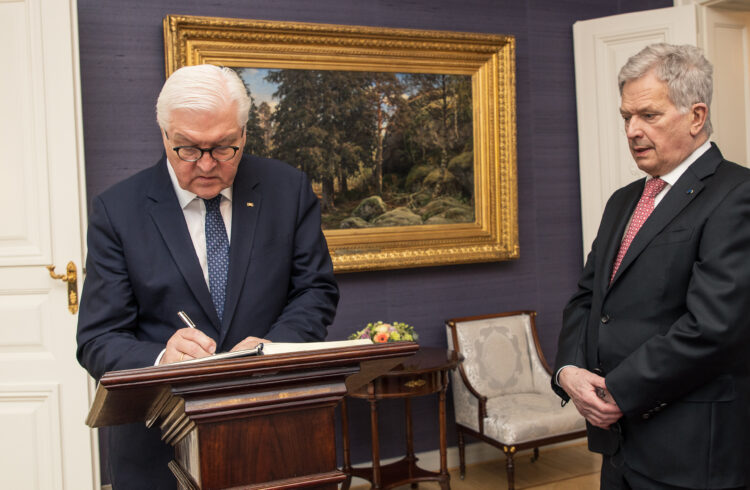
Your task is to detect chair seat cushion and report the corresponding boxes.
[483,392,586,445]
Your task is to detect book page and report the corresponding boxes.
[262,338,372,355]
[172,338,373,365]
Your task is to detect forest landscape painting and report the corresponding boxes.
[234,68,474,230]
[164,14,518,271]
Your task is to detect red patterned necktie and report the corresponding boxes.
[610,177,668,283]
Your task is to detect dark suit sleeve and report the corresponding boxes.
[76,195,164,379]
[263,171,339,342]
[552,236,597,400]
[607,179,750,414]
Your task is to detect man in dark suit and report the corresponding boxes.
[553,43,750,489]
[76,64,339,489]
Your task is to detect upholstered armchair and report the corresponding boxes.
[445,311,586,489]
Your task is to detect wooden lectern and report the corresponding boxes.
[86,343,418,490]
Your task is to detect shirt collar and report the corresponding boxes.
[166,160,233,209]
[653,140,712,187]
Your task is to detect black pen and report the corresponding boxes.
[177,310,197,329]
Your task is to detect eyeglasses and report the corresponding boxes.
[171,145,239,162]
[164,128,244,163]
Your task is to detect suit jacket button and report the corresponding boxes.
[601,315,610,324]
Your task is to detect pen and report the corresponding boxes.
[177,310,197,329]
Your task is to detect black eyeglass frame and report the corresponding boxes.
[170,145,240,162]
[164,127,245,163]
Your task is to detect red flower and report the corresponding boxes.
[374,332,390,343]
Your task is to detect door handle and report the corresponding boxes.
[47,261,78,314]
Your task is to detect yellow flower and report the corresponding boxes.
[390,332,401,341]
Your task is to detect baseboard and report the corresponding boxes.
[347,437,587,487]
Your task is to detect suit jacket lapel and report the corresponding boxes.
[598,182,642,293]
[146,157,221,329]
[609,144,722,286]
[220,156,262,338]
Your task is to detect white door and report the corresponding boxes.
[572,5,698,260]
[697,4,750,165]
[573,1,750,259]
[0,0,98,489]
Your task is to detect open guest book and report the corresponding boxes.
[173,338,374,365]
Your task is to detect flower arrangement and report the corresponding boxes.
[349,321,418,343]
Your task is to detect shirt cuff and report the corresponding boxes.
[154,348,166,366]
[555,364,575,386]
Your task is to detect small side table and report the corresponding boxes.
[341,347,461,490]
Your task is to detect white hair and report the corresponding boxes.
[156,64,251,132]
[618,43,713,135]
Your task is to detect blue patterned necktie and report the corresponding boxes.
[204,195,229,321]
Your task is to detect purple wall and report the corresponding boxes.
[78,0,672,471]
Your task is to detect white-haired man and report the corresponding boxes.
[77,65,339,489]
[554,43,750,489]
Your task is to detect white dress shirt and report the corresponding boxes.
[155,162,234,365]
[166,161,233,284]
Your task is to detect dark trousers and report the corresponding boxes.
[601,455,746,490]
[107,422,176,490]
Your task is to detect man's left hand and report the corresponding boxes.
[558,366,623,429]
[230,336,272,352]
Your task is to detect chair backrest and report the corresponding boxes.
[447,311,550,397]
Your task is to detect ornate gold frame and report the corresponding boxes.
[163,15,518,272]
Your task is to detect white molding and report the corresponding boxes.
[0,0,52,265]
[0,383,63,490]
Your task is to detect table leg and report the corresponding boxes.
[439,370,450,489]
[405,397,415,461]
[404,397,416,484]
[368,384,381,489]
[341,398,352,490]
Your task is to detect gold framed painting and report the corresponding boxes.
[163,14,518,273]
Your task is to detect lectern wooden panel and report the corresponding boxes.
[87,343,418,490]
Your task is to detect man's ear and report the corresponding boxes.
[689,103,708,136]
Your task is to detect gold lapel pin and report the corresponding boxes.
[246,202,254,207]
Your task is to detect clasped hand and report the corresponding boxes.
[159,328,271,364]
[558,366,623,429]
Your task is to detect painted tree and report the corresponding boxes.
[267,69,375,211]
[383,74,473,195]
[244,98,267,157]
[257,101,274,153]
[231,68,268,158]
[367,73,405,195]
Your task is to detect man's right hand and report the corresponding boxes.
[159,328,216,364]
[558,366,623,429]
